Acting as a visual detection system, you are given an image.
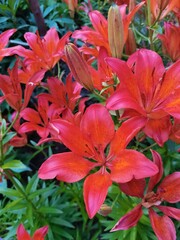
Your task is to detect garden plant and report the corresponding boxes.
[0,0,180,239]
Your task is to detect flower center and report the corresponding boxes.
[141,191,162,208]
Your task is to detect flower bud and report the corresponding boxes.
[125,28,136,55]
[98,204,112,216]
[108,4,124,59]
[64,43,94,91]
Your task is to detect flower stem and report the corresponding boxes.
[140,142,157,153]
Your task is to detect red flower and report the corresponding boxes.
[158,22,180,62]
[19,96,61,140]
[14,28,71,70]
[112,150,180,240]
[38,104,158,218]
[39,75,82,112]
[0,61,45,111]
[0,29,16,61]
[148,0,179,20]
[17,224,48,240]
[106,49,180,145]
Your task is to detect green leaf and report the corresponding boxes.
[2,160,31,173]
[1,119,7,134]
[0,188,22,199]
[2,132,17,145]
[39,206,63,214]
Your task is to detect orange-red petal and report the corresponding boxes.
[38,152,95,182]
[83,170,112,218]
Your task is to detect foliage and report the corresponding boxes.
[0,0,180,239]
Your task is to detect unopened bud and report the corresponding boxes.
[108,4,124,59]
[64,43,93,91]
[98,204,112,216]
[125,28,136,55]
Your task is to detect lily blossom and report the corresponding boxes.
[106,49,180,146]
[148,0,180,20]
[13,28,71,70]
[17,224,48,240]
[0,61,45,111]
[19,96,62,140]
[158,22,180,62]
[112,150,180,240]
[38,104,158,218]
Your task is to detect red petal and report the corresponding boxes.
[119,178,146,198]
[89,10,107,39]
[33,226,48,240]
[147,150,163,192]
[0,29,16,49]
[50,119,94,157]
[111,204,142,231]
[38,152,95,182]
[149,209,176,240]
[20,108,42,123]
[109,116,146,156]
[83,170,112,218]
[156,206,180,221]
[157,172,180,203]
[110,150,158,183]
[106,57,141,102]
[156,60,180,102]
[143,117,171,146]
[106,86,144,114]
[81,104,115,150]
[127,49,165,103]
[165,88,180,119]
[17,224,31,240]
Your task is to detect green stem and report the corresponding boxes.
[140,142,157,153]
[2,111,20,139]
[92,89,106,102]
[146,0,154,50]
[111,192,120,208]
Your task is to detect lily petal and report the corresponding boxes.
[149,209,176,240]
[38,152,95,182]
[50,119,94,157]
[119,178,146,198]
[147,150,163,192]
[157,172,180,203]
[109,116,146,156]
[81,104,115,150]
[84,170,112,219]
[156,206,180,221]
[33,226,48,240]
[17,224,31,240]
[111,204,142,231]
[110,150,158,183]
[143,117,171,146]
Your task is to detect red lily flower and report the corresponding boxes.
[158,22,180,62]
[0,29,16,61]
[13,28,71,70]
[72,2,144,57]
[17,224,48,240]
[39,75,82,112]
[148,0,180,20]
[38,104,158,218]
[106,49,180,146]
[0,61,45,111]
[19,95,62,140]
[112,150,180,240]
